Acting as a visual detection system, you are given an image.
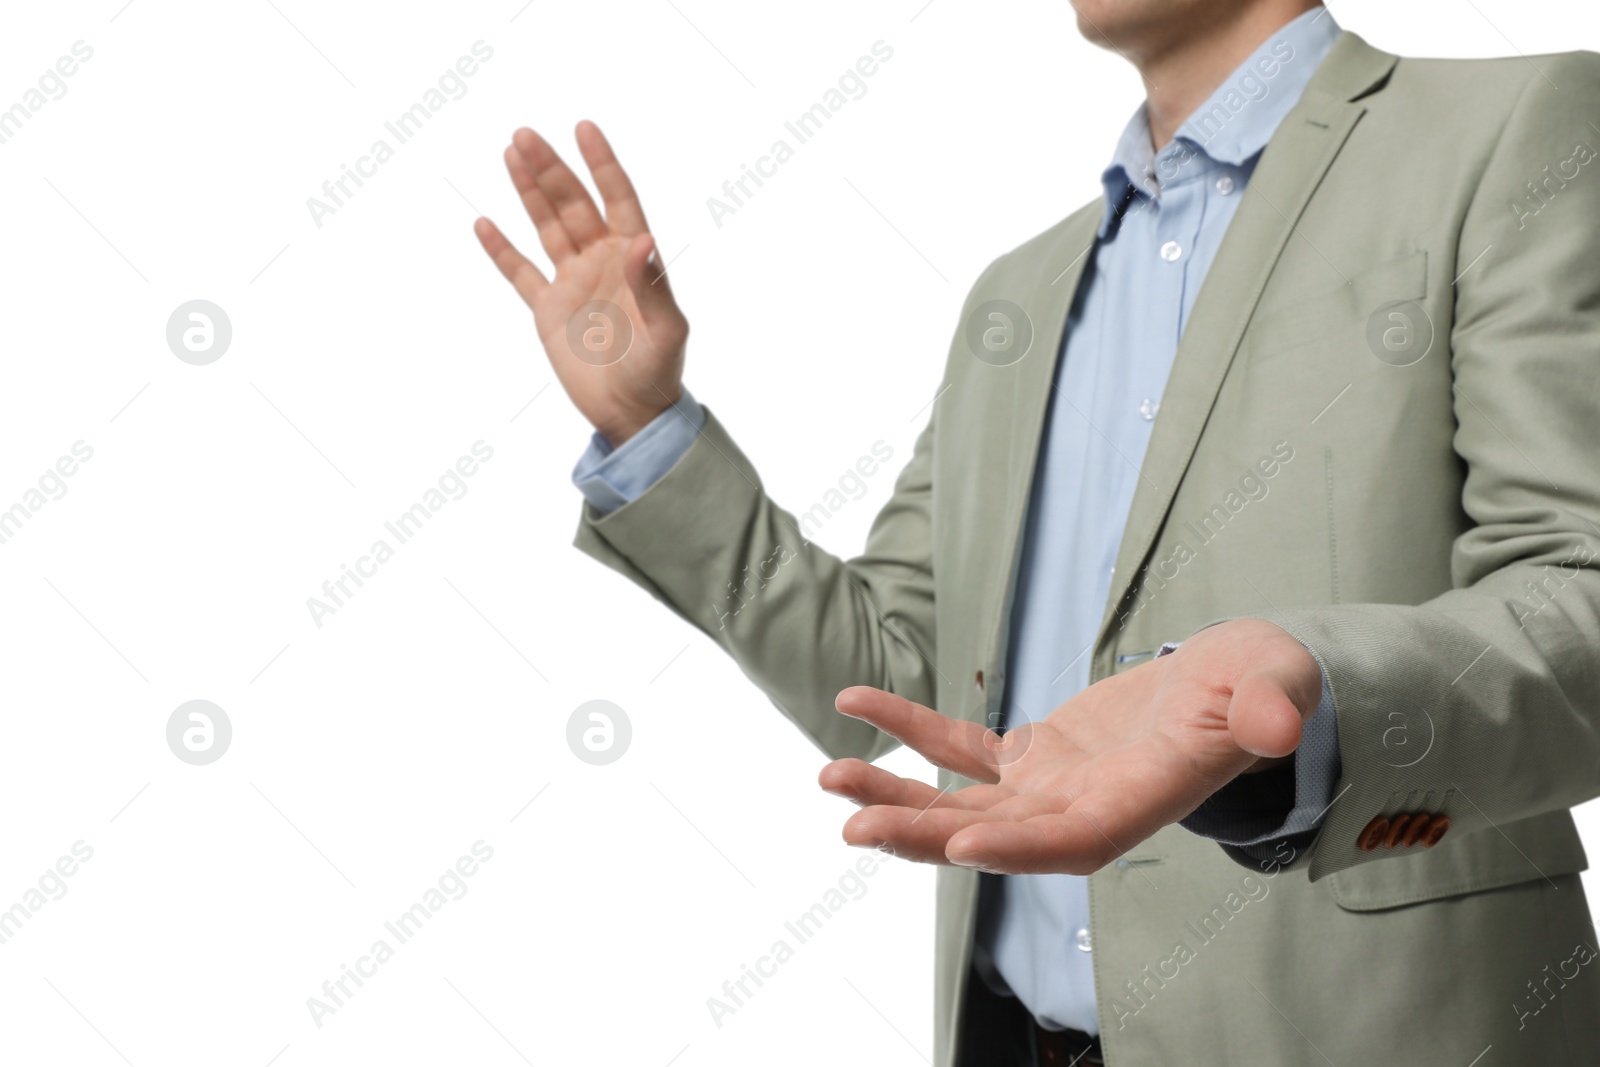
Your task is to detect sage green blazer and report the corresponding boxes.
[577,31,1600,1066]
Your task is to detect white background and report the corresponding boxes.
[1,2,1597,1065]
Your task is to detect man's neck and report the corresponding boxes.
[1137,1,1322,149]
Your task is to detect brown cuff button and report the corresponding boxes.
[1358,816,1389,851]
[1383,814,1412,849]
[1401,814,1432,847]
[1421,815,1450,847]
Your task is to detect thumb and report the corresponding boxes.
[1227,668,1307,759]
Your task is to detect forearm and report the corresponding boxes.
[574,406,937,761]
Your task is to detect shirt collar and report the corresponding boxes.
[1097,6,1343,237]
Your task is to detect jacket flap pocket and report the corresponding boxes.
[1328,809,1587,912]
[1245,249,1429,359]
[1350,248,1428,311]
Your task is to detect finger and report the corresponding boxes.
[1228,668,1306,759]
[620,232,679,315]
[474,217,549,306]
[512,126,608,250]
[985,791,1069,823]
[843,804,1006,865]
[503,143,576,265]
[575,120,649,237]
[835,687,1003,784]
[818,758,996,811]
[946,810,1121,876]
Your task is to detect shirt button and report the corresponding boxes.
[1139,398,1160,420]
[1215,175,1236,195]
[1159,240,1182,262]
[1076,928,1093,952]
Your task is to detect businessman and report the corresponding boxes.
[475,1,1600,1063]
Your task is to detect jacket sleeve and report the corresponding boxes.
[1268,52,1600,879]
[572,402,939,762]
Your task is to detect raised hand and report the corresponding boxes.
[817,618,1323,874]
[475,122,689,447]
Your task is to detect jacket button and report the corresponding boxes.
[1421,815,1451,847]
[975,670,985,693]
[1383,814,1412,849]
[1401,813,1432,848]
[1358,816,1389,851]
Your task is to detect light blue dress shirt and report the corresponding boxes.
[574,5,1344,1038]
[572,388,707,513]
[972,9,1344,1035]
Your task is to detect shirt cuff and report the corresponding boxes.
[1174,639,1342,848]
[571,387,705,515]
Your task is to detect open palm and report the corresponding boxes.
[475,123,689,446]
[818,618,1323,874]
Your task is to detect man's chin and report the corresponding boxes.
[1068,2,1153,55]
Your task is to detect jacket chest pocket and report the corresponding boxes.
[1242,249,1430,370]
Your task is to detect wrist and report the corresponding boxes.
[599,386,682,449]
[599,418,650,450]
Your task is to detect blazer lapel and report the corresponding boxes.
[977,203,1100,722]
[1093,32,1400,659]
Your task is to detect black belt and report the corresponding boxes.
[1033,1021,1104,1065]
[960,960,1106,1066]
